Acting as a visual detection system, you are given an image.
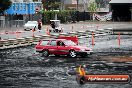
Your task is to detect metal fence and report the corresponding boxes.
[0,14,42,29]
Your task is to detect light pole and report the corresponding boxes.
[76,0,79,11]
[76,0,79,22]
[83,0,87,21]
[130,6,132,21]
[60,0,64,10]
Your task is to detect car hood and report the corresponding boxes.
[70,45,91,50]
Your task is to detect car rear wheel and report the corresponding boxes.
[42,50,49,57]
[69,50,77,58]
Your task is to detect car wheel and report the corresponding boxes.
[69,50,77,58]
[79,76,87,85]
[42,50,49,57]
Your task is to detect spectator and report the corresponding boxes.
[38,19,42,30]
[50,21,55,29]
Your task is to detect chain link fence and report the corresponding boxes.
[0,14,42,31]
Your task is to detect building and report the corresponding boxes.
[60,0,110,12]
[61,0,89,11]
[109,0,132,21]
[6,0,42,15]
[0,0,42,28]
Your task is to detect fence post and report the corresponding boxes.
[72,26,74,32]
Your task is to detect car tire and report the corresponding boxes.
[79,76,87,85]
[42,50,49,57]
[69,50,77,58]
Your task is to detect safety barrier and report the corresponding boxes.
[68,32,77,36]
[59,33,69,36]
[0,40,9,47]
[33,36,41,42]
[8,39,18,45]
[25,37,33,44]
[17,38,26,45]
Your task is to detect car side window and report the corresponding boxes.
[57,41,65,46]
[50,40,56,46]
[40,41,49,46]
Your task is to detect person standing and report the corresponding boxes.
[38,19,42,30]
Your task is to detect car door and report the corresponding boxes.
[36,40,49,52]
[48,40,58,54]
[56,41,69,55]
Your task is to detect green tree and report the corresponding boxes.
[42,0,61,11]
[88,1,97,20]
[0,0,12,14]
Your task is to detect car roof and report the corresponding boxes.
[42,39,67,41]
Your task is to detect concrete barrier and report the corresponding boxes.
[8,39,18,45]
[1,27,128,50]
[25,37,33,44]
[33,36,41,42]
[59,33,69,36]
[68,32,77,36]
[17,38,26,45]
[113,32,132,35]
[40,35,50,40]
[49,33,59,38]
[0,40,9,49]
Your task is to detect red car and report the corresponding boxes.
[35,39,93,57]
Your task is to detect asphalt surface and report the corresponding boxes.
[0,34,132,88]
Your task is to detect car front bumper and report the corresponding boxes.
[76,51,93,55]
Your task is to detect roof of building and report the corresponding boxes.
[109,0,132,4]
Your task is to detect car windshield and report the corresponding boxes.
[63,40,76,46]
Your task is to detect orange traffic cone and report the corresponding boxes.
[16,31,20,38]
[46,27,50,35]
[32,28,35,37]
[92,31,95,46]
[81,25,84,29]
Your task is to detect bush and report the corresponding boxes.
[41,10,77,24]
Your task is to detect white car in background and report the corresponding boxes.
[24,21,38,31]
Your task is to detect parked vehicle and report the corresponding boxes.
[24,21,38,31]
[35,39,92,58]
[49,20,63,33]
